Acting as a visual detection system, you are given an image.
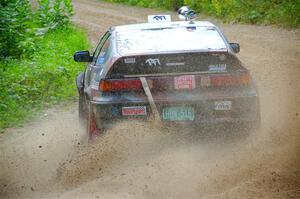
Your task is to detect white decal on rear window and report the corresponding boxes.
[124,57,136,64]
[145,58,161,66]
[209,64,227,72]
[166,62,185,66]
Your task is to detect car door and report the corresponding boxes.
[84,31,111,98]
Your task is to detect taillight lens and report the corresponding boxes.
[99,79,142,92]
[210,73,251,87]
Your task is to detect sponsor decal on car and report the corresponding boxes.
[148,15,171,23]
[209,64,227,72]
[122,106,147,116]
[124,57,136,64]
[174,75,196,90]
[166,62,185,66]
[145,58,161,66]
[97,56,105,64]
[214,101,232,111]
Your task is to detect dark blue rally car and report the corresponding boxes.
[74,13,260,139]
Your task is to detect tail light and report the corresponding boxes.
[99,78,142,92]
[210,72,251,87]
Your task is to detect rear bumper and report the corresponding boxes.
[89,89,260,128]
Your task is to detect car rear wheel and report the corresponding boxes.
[86,102,103,140]
[78,92,86,119]
[77,92,91,144]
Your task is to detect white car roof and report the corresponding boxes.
[113,21,217,31]
[111,21,228,56]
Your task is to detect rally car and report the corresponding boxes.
[74,9,260,139]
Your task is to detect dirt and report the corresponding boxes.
[1,0,300,198]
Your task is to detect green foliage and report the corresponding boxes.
[105,0,184,10]
[0,0,35,57]
[0,0,88,131]
[0,0,74,59]
[184,0,300,27]
[104,0,300,27]
[0,27,90,130]
[37,0,73,29]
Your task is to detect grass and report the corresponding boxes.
[103,0,300,28]
[0,26,90,131]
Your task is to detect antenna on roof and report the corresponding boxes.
[178,6,196,22]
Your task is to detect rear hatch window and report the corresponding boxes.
[116,26,227,55]
[108,52,244,77]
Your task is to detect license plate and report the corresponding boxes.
[214,101,232,111]
[122,106,147,116]
[163,107,195,121]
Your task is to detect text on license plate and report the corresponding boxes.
[163,107,195,121]
[214,101,232,111]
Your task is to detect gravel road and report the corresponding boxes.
[0,0,300,198]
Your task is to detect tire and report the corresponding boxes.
[78,92,89,144]
[86,102,103,141]
[77,72,85,119]
[78,92,85,119]
[86,107,92,140]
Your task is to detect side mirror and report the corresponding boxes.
[229,43,240,53]
[73,51,92,62]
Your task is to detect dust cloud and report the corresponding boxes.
[48,116,300,199]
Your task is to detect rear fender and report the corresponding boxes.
[76,72,84,93]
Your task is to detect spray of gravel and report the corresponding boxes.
[52,110,300,199]
[0,100,299,199]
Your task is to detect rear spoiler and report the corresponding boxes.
[108,51,243,78]
[123,71,226,78]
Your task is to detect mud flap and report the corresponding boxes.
[140,77,162,126]
[87,102,102,140]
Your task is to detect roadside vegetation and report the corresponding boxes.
[0,0,90,131]
[104,0,300,28]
